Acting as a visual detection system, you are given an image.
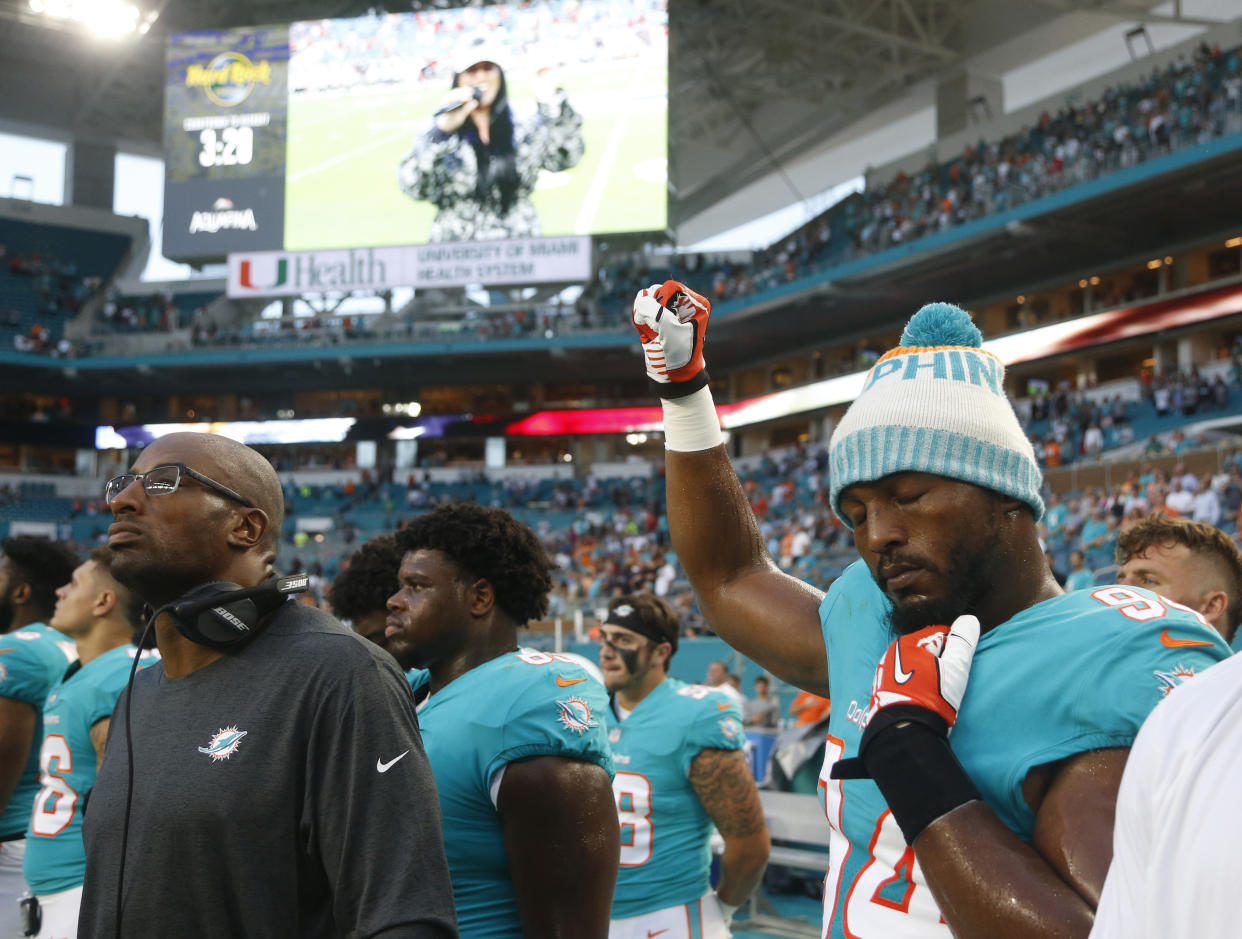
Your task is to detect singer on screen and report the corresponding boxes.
[398,34,584,242]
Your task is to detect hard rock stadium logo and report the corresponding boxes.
[185,51,272,107]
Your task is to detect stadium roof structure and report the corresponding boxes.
[0,0,1230,237]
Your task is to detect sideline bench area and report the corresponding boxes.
[720,790,829,937]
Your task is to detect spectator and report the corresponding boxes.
[1065,549,1095,591]
[706,659,746,710]
[1192,476,1221,525]
[745,675,781,729]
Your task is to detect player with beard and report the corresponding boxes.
[0,537,77,936]
[598,593,768,938]
[386,503,618,938]
[629,283,1230,939]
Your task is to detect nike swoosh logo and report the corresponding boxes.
[376,750,410,773]
[555,675,588,687]
[1160,628,1215,648]
[893,642,914,684]
[647,931,669,938]
[717,702,731,710]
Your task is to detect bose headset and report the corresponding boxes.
[113,573,310,936]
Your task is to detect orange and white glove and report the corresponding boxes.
[831,616,982,844]
[631,280,712,398]
[858,617,979,734]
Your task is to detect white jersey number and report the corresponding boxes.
[613,771,654,867]
[819,735,948,937]
[30,734,78,837]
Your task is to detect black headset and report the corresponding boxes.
[113,573,310,936]
[166,573,312,647]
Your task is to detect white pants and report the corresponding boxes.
[0,840,26,939]
[609,892,731,939]
[27,886,81,939]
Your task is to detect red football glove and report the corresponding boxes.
[631,280,712,398]
[860,617,980,733]
[831,615,982,845]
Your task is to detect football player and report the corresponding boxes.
[386,503,619,937]
[629,282,1231,938]
[1115,513,1242,646]
[331,535,405,652]
[0,536,77,935]
[21,546,144,939]
[599,593,768,939]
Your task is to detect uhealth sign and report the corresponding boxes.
[227,235,592,297]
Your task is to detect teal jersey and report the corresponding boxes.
[405,667,428,691]
[23,644,139,894]
[413,649,612,938]
[0,624,77,838]
[818,560,1230,939]
[606,677,744,918]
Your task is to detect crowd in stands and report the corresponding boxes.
[594,41,1242,321]
[9,387,1242,642]
[2,244,103,356]
[1017,354,1242,469]
[10,40,1235,362]
[97,288,195,334]
[845,42,1242,256]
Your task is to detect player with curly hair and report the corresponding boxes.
[387,503,618,937]
[330,535,405,653]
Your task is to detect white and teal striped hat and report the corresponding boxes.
[829,302,1044,526]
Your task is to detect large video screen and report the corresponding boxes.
[163,0,668,262]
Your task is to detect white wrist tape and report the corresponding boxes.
[662,386,723,452]
[718,899,739,925]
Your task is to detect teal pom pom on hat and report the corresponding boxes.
[829,302,1044,525]
[899,302,983,349]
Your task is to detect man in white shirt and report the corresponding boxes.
[1165,479,1194,516]
[705,660,745,710]
[1090,652,1241,939]
[1192,477,1221,525]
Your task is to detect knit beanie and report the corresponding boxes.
[829,302,1045,526]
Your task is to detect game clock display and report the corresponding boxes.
[163,26,289,259]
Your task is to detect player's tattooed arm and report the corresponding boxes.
[0,697,36,813]
[689,747,770,906]
[90,717,111,773]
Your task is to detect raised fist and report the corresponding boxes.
[631,280,712,398]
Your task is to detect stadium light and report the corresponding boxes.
[28,0,157,38]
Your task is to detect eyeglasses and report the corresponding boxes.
[104,463,254,508]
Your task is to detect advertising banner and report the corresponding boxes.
[226,234,591,297]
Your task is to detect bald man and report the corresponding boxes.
[1116,514,1242,647]
[80,433,457,938]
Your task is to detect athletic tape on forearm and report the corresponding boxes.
[858,722,981,845]
[661,386,723,451]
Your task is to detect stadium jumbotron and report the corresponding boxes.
[2,0,1242,935]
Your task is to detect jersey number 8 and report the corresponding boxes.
[613,771,653,867]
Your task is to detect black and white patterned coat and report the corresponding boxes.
[398,94,585,242]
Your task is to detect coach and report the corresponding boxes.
[79,432,456,938]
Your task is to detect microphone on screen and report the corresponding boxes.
[434,86,484,117]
